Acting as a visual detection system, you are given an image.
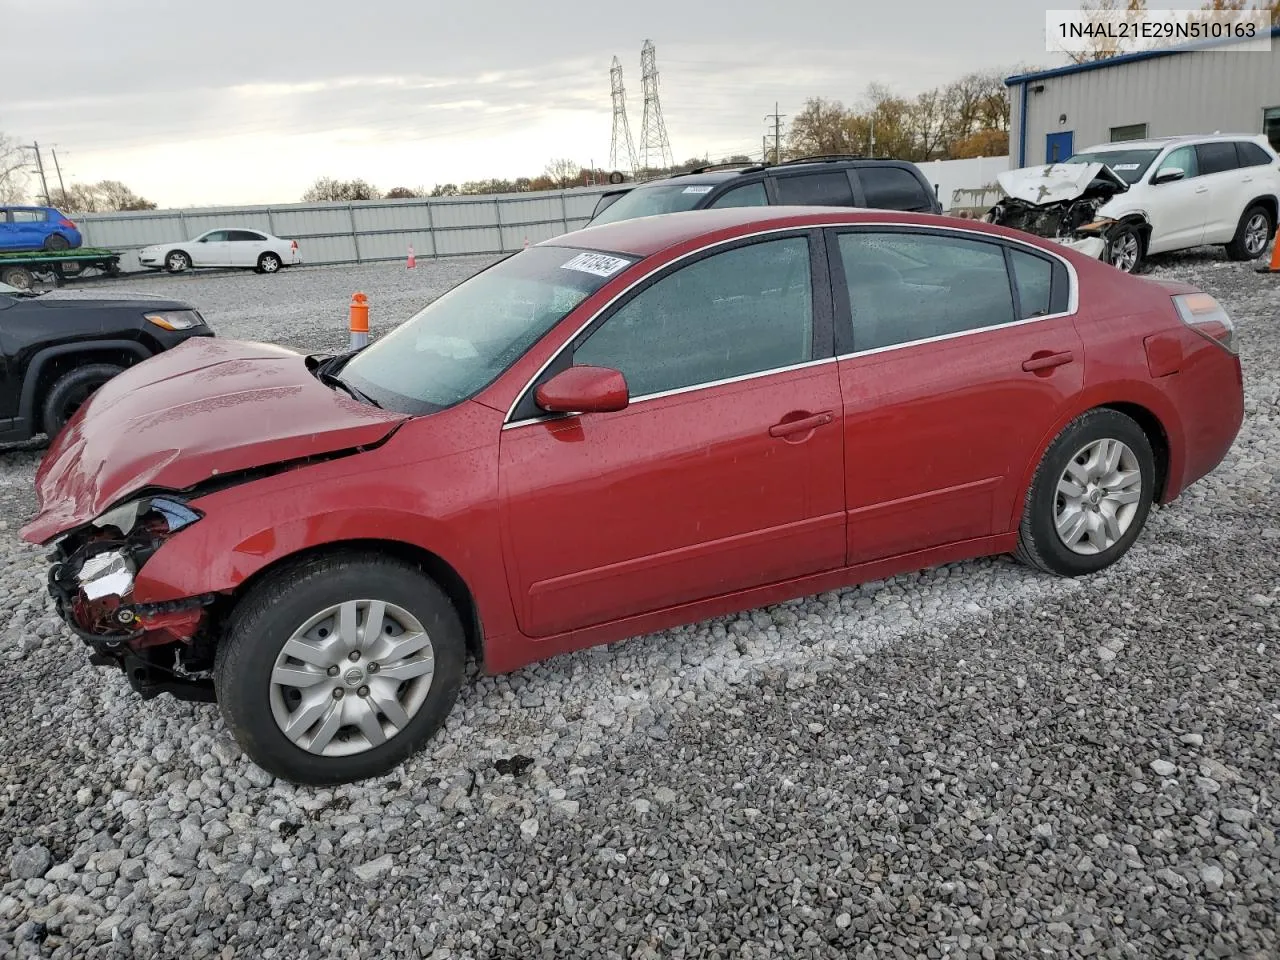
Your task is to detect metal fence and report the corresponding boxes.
[75,185,618,273]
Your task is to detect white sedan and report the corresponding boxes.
[138,228,301,275]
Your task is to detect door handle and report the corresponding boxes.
[1022,350,1074,372]
[1195,186,1208,194]
[769,411,834,438]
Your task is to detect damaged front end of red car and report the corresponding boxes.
[45,495,221,702]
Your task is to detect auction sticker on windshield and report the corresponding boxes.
[1112,163,1140,170]
[560,252,632,277]
[682,185,714,194]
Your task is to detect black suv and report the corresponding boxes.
[588,155,943,226]
[0,280,214,444]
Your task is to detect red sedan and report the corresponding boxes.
[22,206,1244,785]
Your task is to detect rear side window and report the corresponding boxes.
[773,172,855,207]
[836,231,1016,351]
[708,182,769,209]
[1196,142,1239,175]
[858,168,934,212]
[229,230,264,241]
[1009,250,1055,319]
[1235,141,1274,167]
[11,209,45,223]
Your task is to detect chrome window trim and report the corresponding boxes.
[501,219,1080,429]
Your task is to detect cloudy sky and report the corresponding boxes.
[6,0,1095,207]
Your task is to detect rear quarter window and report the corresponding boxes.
[1235,141,1274,167]
[858,167,934,211]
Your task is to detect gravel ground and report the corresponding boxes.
[1,247,1277,959]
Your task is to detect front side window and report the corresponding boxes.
[1196,142,1239,176]
[341,245,635,414]
[1155,145,1199,180]
[773,172,855,207]
[199,231,229,243]
[708,182,769,208]
[836,231,1016,351]
[572,236,814,398]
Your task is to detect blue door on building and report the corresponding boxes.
[1045,131,1074,164]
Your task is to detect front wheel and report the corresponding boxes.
[165,250,191,273]
[1015,409,1156,577]
[214,553,466,785]
[41,363,125,439]
[1106,224,1144,274]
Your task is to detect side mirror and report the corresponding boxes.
[535,365,629,414]
[1153,167,1185,185]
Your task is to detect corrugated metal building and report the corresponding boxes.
[1007,25,1280,168]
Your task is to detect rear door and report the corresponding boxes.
[827,226,1084,564]
[9,209,47,251]
[1195,141,1247,243]
[227,230,267,267]
[499,231,845,638]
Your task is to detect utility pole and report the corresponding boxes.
[50,147,67,204]
[26,142,50,205]
[762,135,768,164]
[764,103,786,164]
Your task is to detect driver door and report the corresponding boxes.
[192,231,231,267]
[498,232,845,638]
[1145,146,1210,253]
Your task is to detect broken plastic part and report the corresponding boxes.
[78,551,135,601]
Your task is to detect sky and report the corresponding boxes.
[2,0,1152,208]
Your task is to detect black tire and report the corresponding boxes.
[165,250,191,273]
[1106,223,1144,274]
[1014,409,1156,577]
[257,252,282,274]
[44,233,70,252]
[1225,204,1274,261]
[41,363,124,439]
[0,265,34,290]
[214,552,466,786]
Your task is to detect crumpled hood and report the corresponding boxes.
[996,162,1129,205]
[22,338,409,544]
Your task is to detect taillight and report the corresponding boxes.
[59,218,77,229]
[1172,292,1236,354]
[290,239,298,250]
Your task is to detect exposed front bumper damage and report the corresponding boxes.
[985,161,1129,264]
[45,496,220,702]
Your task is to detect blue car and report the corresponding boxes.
[0,206,83,252]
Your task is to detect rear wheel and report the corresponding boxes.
[44,233,70,252]
[41,363,125,439]
[165,250,191,273]
[214,552,466,786]
[1015,409,1156,577]
[1225,204,1273,261]
[257,252,282,274]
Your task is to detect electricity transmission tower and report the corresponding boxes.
[638,39,673,174]
[608,56,637,175]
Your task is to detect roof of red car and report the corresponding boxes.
[544,205,993,258]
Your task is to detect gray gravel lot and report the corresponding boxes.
[1,247,1277,959]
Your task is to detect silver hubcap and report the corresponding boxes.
[1110,233,1139,272]
[1055,438,1143,555]
[1244,213,1269,256]
[269,599,435,757]
[169,254,187,270]
[262,257,279,272]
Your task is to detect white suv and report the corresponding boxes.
[990,134,1280,273]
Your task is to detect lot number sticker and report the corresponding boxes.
[1111,163,1140,171]
[682,185,714,194]
[561,252,632,277]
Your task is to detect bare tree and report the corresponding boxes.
[0,132,28,204]
[1064,0,1149,64]
[543,158,581,189]
[53,180,156,213]
[302,177,379,202]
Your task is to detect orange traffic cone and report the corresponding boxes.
[407,244,416,269]
[1257,225,1280,274]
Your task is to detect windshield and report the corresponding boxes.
[339,245,637,414]
[1063,149,1161,184]
[588,182,717,225]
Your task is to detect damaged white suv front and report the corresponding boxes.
[985,162,1130,265]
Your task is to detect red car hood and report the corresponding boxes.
[22,338,408,544]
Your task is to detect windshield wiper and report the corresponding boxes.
[318,370,381,408]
